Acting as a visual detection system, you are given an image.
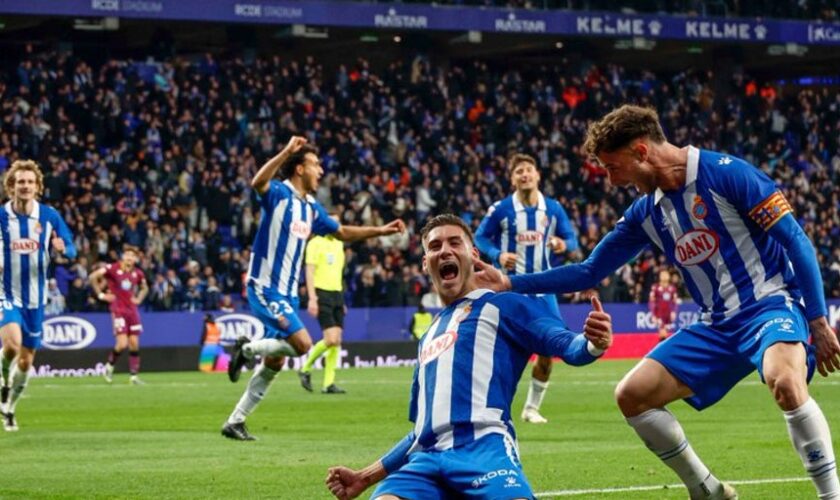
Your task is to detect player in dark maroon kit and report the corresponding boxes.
[649,269,679,342]
[89,245,149,384]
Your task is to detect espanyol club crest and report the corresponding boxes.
[34,222,43,234]
[540,214,549,227]
[691,196,708,220]
[456,304,472,323]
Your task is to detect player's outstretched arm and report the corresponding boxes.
[334,219,405,242]
[250,135,307,194]
[510,227,646,295]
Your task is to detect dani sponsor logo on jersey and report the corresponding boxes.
[419,330,457,366]
[674,229,719,266]
[43,316,97,350]
[290,220,311,239]
[10,238,40,254]
[515,231,543,246]
[216,313,265,346]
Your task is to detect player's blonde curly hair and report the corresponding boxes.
[582,105,666,158]
[4,159,45,199]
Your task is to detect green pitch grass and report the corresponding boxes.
[2,360,837,499]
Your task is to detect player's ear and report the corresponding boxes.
[422,255,428,273]
[634,141,648,162]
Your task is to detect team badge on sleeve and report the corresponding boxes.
[749,191,792,230]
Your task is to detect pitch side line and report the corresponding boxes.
[535,477,809,497]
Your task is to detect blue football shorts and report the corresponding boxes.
[371,433,534,500]
[246,285,304,340]
[0,301,45,349]
[648,299,816,410]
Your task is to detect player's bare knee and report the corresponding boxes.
[614,378,649,417]
[264,356,285,371]
[766,370,808,411]
[17,357,32,371]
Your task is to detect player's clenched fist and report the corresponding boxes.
[325,466,368,500]
[584,296,612,351]
[281,135,308,156]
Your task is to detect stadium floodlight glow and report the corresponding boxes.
[555,41,564,49]
[614,37,655,50]
[393,35,402,43]
[767,43,808,56]
[291,24,328,39]
[73,17,119,31]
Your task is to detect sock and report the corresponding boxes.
[524,379,549,411]
[302,340,328,373]
[243,339,299,358]
[785,398,840,499]
[8,363,30,413]
[227,363,279,424]
[627,408,722,499]
[107,349,122,365]
[323,346,339,388]
[129,351,140,375]
[1,354,11,386]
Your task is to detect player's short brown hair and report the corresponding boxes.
[4,159,44,198]
[280,144,319,180]
[507,153,538,176]
[582,105,666,157]
[122,244,141,256]
[420,214,475,248]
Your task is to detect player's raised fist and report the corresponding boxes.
[584,296,612,351]
[499,252,517,270]
[281,135,308,155]
[51,233,66,253]
[547,236,567,254]
[380,219,406,235]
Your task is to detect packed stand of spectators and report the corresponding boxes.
[1,44,838,314]
[381,0,838,21]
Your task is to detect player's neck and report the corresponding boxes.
[515,189,539,207]
[12,198,35,215]
[121,262,134,272]
[651,143,688,192]
[288,176,308,198]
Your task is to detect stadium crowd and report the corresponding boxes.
[389,0,838,21]
[1,45,838,313]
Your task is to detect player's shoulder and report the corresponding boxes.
[486,197,512,218]
[39,202,62,219]
[697,149,760,183]
[487,291,545,316]
[621,194,654,223]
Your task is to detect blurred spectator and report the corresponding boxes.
[45,279,66,316]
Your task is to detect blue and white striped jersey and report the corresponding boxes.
[0,201,76,309]
[247,179,339,297]
[511,146,825,326]
[620,146,803,323]
[475,192,578,275]
[402,289,598,457]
